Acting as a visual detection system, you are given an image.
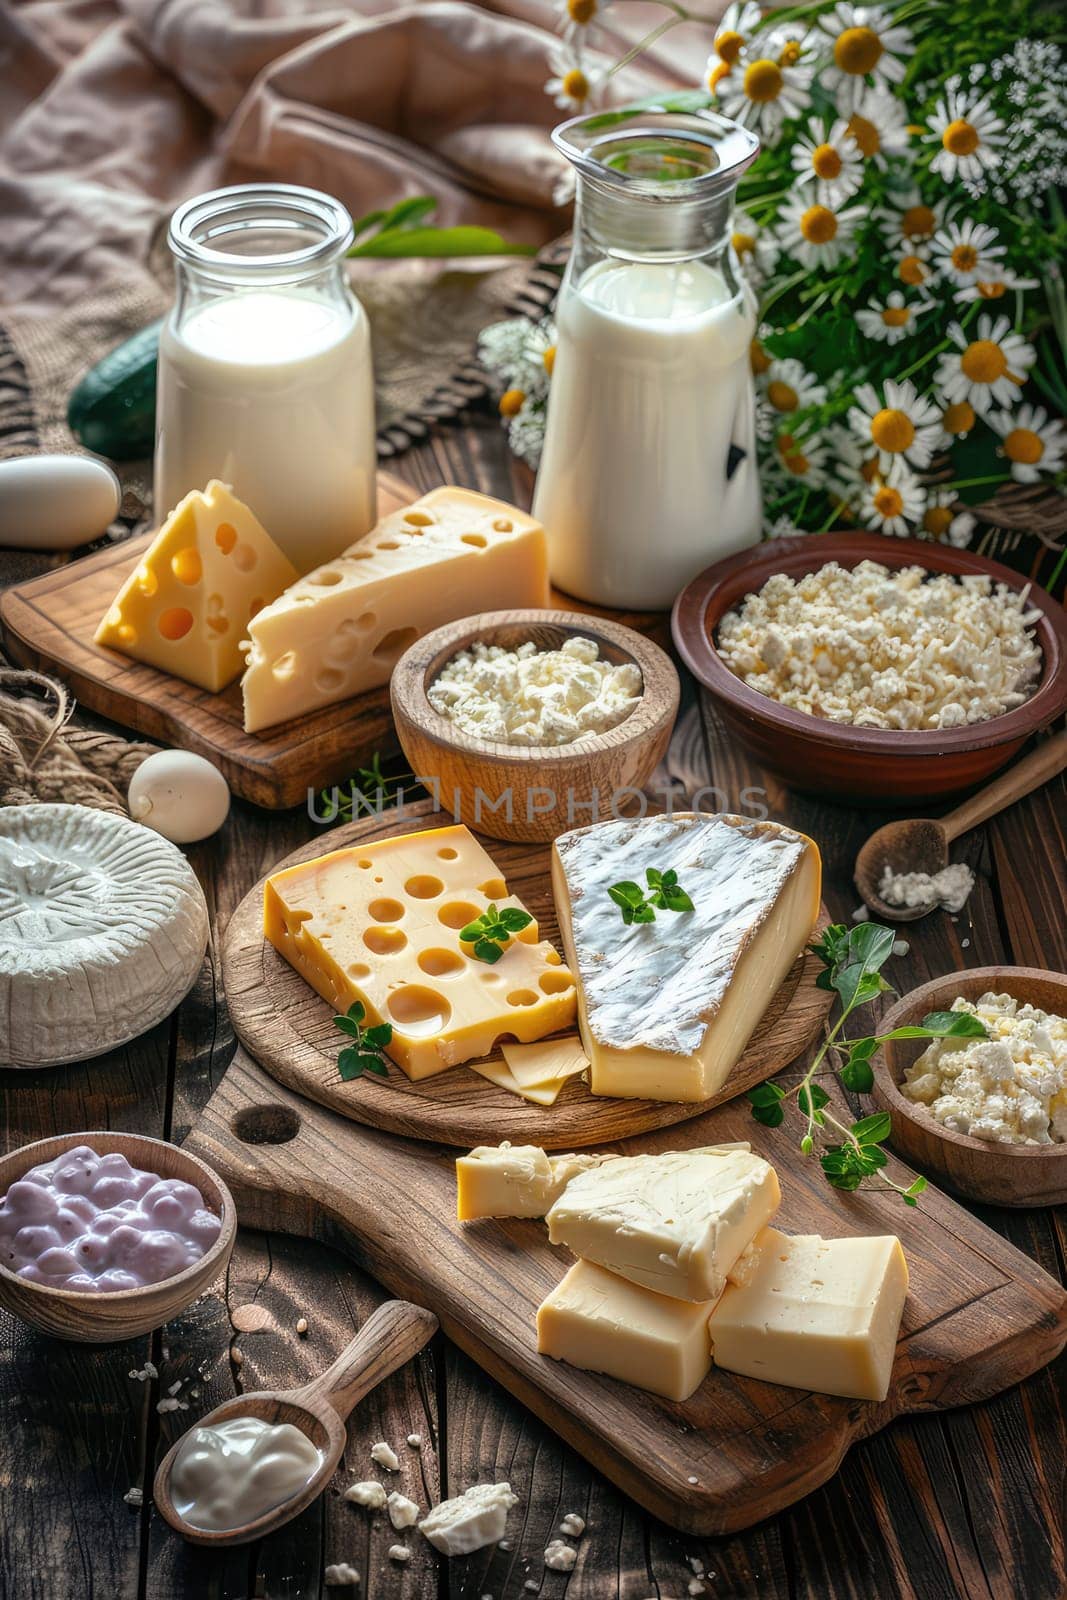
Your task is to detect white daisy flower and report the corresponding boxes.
[478,318,539,382]
[716,45,814,145]
[730,208,781,283]
[828,423,880,503]
[760,357,827,414]
[817,2,913,113]
[521,320,558,398]
[930,219,1005,286]
[775,196,864,269]
[506,396,548,470]
[953,265,1041,304]
[791,117,864,206]
[926,89,1006,184]
[987,403,1066,483]
[935,314,1037,416]
[876,187,949,252]
[934,399,979,450]
[763,511,804,539]
[919,488,976,546]
[894,249,935,290]
[710,1,763,67]
[773,427,830,488]
[555,0,613,35]
[858,462,925,537]
[855,290,928,345]
[849,377,942,470]
[545,44,604,111]
[845,86,911,166]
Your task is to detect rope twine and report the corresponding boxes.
[0,666,156,814]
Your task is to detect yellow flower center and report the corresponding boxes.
[943,118,980,156]
[861,456,880,483]
[846,112,880,158]
[834,26,883,75]
[715,27,745,63]
[812,143,843,179]
[942,401,976,435]
[874,485,904,518]
[562,68,590,102]
[881,306,910,327]
[898,254,928,286]
[778,434,811,476]
[923,506,955,536]
[977,280,1007,299]
[1004,427,1044,465]
[750,338,772,375]
[542,346,556,377]
[778,39,803,66]
[708,59,733,92]
[743,59,784,103]
[732,230,757,258]
[901,204,936,239]
[951,243,979,273]
[499,388,526,418]
[960,339,1008,384]
[870,408,916,453]
[767,380,800,412]
[567,0,597,22]
[800,205,838,244]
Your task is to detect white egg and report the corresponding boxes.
[0,455,121,550]
[128,752,231,844]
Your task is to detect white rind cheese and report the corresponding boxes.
[0,804,209,1068]
[551,812,821,1101]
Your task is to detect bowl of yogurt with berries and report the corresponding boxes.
[0,1133,236,1341]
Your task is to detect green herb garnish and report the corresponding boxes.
[318,752,413,824]
[333,1001,393,1081]
[608,868,695,925]
[749,922,988,1205]
[460,904,534,964]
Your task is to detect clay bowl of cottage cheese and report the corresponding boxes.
[870,968,1067,1207]
[672,532,1067,803]
[391,610,680,843]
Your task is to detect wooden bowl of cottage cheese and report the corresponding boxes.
[672,533,1067,803]
[870,968,1067,1207]
[391,609,680,843]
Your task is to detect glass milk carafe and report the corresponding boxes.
[156,184,376,572]
[533,111,762,609]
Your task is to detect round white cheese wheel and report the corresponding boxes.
[0,804,209,1069]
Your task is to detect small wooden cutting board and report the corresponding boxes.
[185,1049,1067,1536]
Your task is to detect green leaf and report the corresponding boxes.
[921,1010,989,1038]
[632,904,657,924]
[459,920,485,944]
[581,89,716,132]
[847,922,897,972]
[905,1176,928,1199]
[337,1047,365,1082]
[749,1082,786,1107]
[360,1055,390,1077]
[798,1082,829,1117]
[750,1098,785,1128]
[473,938,504,964]
[841,1054,875,1093]
[850,1111,892,1144]
[363,1023,394,1049]
[800,1134,814,1155]
[333,1015,362,1038]
[351,225,534,259]
[662,887,695,913]
[645,868,664,888]
[347,1001,366,1023]
[498,908,534,933]
[609,882,645,907]
[350,208,387,243]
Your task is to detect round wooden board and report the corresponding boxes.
[222,800,833,1149]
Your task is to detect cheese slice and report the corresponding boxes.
[501,1034,590,1089]
[537,1258,716,1402]
[466,1056,568,1105]
[241,486,549,731]
[264,823,576,1080]
[456,1143,616,1220]
[709,1228,909,1401]
[551,812,821,1102]
[545,1145,780,1302]
[95,480,299,692]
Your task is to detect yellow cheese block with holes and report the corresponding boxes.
[264,824,577,1080]
[95,480,299,692]
[241,486,549,732]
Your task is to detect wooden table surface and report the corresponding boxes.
[1,417,1065,1600]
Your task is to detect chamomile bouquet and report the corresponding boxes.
[479,0,1067,573]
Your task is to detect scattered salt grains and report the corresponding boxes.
[544,1539,578,1571]
[370,1441,400,1471]
[128,1360,158,1382]
[344,1480,387,1510]
[879,861,975,914]
[156,1397,185,1414]
[387,1492,420,1530]
[123,1488,143,1507]
[324,1563,360,1587]
[718,561,1042,730]
[559,1513,586,1537]
[388,1545,411,1563]
[962,937,971,948]
[687,1475,699,1485]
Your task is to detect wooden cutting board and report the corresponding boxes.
[186,1048,1067,1536]
[223,800,833,1149]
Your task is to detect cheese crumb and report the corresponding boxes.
[406,1432,423,1449]
[345,1480,388,1509]
[718,561,1042,730]
[544,1539,578,1571]
[123,1487,143,1507]
[324,1563,360,1586]
[296,1317,308,1336]
[559,1512,586,1537]
[428,636,643,748]
[418,1482,518,1554]
[370,1441,400,1472]
[879,861,975,913]
[388,1545,410,1563]
[387,1492,420,1529]
[902,991,1067,1144]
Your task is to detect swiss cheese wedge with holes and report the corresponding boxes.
[240,487,549,732]
[263,824,577,1080]
[95,481,299,693]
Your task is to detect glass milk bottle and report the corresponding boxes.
[533,111,761,609]
[156,184,376,572]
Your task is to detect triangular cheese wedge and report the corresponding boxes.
[551,812,821,1103]
[95,480,299,692]
[240,487,548,732]
[501,1034,589,1090]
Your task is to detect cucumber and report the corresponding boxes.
[68,318,163,460]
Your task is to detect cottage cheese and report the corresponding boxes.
[717,561,1042,730]
[880,861,975,914]
[428,636,642,747]
[901,992,1067,1144]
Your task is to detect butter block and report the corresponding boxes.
[552,813,821,1102]
[545,1145,780,1302]
[456,1143,616,1220]
[537,1258,715,1402]
[709,1227,909,1402]
[241,486,549,731]
[264,823,576,1080]
[95,480,299,692]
